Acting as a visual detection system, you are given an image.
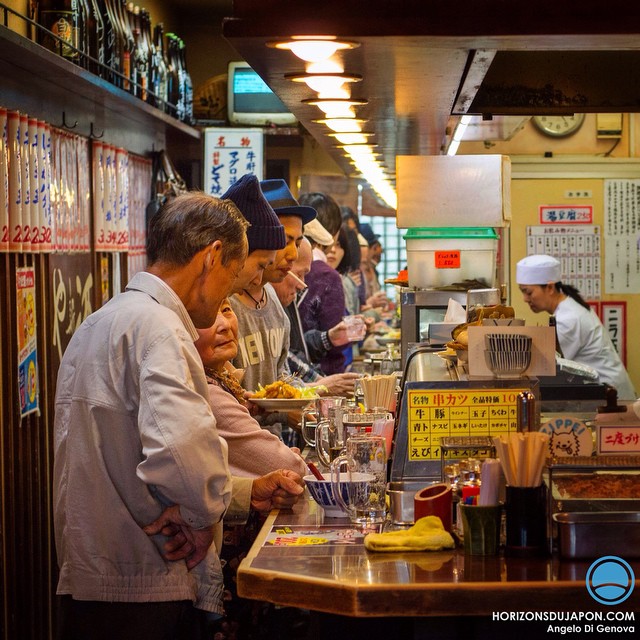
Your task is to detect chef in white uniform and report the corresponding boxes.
[516,254,636,401]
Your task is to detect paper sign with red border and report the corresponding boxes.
[539,205,593,224]
[597,424,640,454]
[601,301,626,366]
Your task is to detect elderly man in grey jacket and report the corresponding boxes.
[53,193,304,640]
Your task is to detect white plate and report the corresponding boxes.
[539,417,593,457]
[250,397,317,411]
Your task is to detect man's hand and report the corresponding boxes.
[251,469,305,513]
[318,372,360,395]
[143,504,214,570]
[327,321,349,348]
[366,291,389,310]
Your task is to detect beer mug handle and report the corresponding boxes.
[330,456,353,519]
[301,406,317,447]
[315,420,331,468]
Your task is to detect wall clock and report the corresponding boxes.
[532,114,586,137]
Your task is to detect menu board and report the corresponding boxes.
[604,179,640,293]
[526,224,601,300]
[406,388,527,461]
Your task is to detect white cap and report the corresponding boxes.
[516,254,561,285]
[357,232,369,248]
[304,218,334,246]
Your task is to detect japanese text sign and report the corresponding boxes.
[406,388,527,461]
[539,205,593,224]
[204,128,264,196]
[597,424,640,454]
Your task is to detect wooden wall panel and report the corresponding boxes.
[1,253,56,640]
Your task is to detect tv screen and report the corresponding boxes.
[227,61,297,127]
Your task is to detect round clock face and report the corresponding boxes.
[533,114,586,137]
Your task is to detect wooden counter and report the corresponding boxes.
[237,497,639,617]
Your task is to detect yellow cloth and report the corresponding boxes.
[364,516,455,553]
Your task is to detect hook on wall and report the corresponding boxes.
[89,122,104,139]
[60,111,78,130]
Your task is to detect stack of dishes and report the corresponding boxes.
[484,333,532,378]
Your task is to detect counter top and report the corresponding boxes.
[237,497,639,617]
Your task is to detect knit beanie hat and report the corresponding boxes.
[222,174,287,252]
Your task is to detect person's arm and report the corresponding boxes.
[209,383,307,478]
[288,350,322,383]
[144,471,305,565]
[138,331,231,530]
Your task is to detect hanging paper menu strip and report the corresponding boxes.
[115,147,129,251]
[0,107,8,252]
[20,114,31,250]
[38,121,52,253]
[7,110,22,252]
[93,141,106,251]
[406,387,528,461]
[28,117,40,252]
[77,137,91,252]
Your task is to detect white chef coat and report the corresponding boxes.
[555,296,636,400]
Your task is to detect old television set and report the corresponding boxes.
[227,61,297,127]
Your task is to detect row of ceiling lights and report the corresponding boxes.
[266,36,398,209]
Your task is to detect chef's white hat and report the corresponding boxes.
[516,254,561,285]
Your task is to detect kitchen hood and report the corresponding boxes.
[223,0,640,193]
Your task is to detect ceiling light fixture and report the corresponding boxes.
[286,72,362,95]
[329,132,373,145]
[305,60,344,74]
[338,145,396,208]
[303,97,367,118]
[350,160,397,209]
[313,118,367,132]
[340,143,378,156]
[266,36,360,63]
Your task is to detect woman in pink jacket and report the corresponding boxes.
[194,297,307,478]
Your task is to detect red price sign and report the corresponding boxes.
[435,250,461,269]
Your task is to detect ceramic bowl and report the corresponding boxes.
[304,473,374,518]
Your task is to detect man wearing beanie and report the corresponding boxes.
[225,179,314,443]
[516,254,635,400]
[221,174,286,294]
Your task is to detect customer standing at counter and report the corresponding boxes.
[53,193,304,640]
[298,192,350,374]
[229,179,313,393]
[194,296,307,478]
[516,253,636,400]
[221,173,287,295]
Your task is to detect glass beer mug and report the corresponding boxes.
[301,396,345,448]
[330,434,387,525]
[315,405,347,468]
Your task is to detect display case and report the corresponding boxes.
[546,455,640,558]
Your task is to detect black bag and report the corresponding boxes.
[145,150,188,232]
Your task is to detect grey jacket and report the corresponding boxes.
[54,271,251,614]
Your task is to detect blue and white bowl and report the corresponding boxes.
[304,473,374,518]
